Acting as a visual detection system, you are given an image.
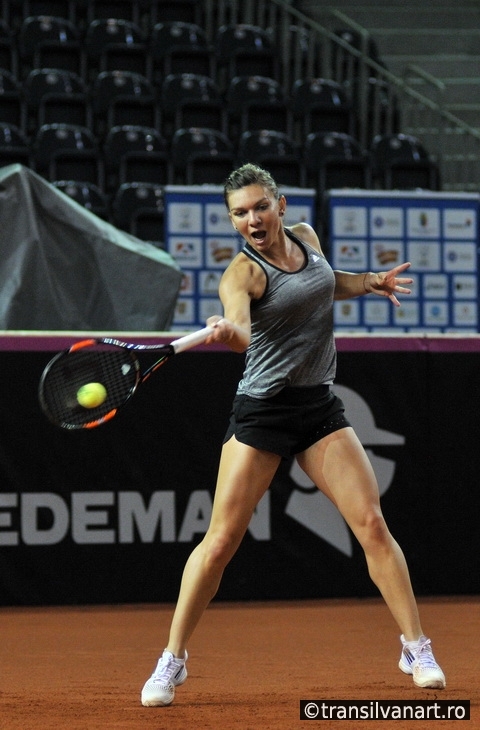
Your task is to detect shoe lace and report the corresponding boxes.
[415,638,438,669]
[153,654,180,684]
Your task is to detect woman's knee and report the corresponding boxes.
[201,529,242,571]
[356,507,391,552]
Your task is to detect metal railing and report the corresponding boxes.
[401,64,480,192]
[203,0,480,192]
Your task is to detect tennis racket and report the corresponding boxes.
[38,326,213,430]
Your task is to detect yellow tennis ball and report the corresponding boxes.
[77,382,107,409]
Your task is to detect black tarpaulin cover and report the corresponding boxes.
[0,164,182,330]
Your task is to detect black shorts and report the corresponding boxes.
[223,384,351,459]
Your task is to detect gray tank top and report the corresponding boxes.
[237,228,337,398]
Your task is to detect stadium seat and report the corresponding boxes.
[226,75,292,141]
[237,130,305,187]
[344,74,400,142]
[170,127,235,185]
[52,179,110,219]
[331,28,380,83]
[215,25,278,89]
[112,181,165,244]
[161,73,226,139]
[291,78,355,138]
[150,22,214,82]
[370,133,440,190]
[19,15,84,79]
[0,69,27,131]
[33,123,103,186]
[304,131,371,198]
[283,24,322,86]
[0,20,18,76]
[91,70,160,138]
[0,121,32,167]
[104,124,170,189]
[24,68,91,131]
[85,19,148,81]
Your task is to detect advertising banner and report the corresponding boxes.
[328,190,480,332]
[0,338,478,606]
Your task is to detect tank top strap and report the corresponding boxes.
[242,228,306,270]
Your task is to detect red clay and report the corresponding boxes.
[0,597,477,729]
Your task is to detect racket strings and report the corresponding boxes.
[40,349,139,428]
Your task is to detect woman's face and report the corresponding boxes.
[227,184,286,253]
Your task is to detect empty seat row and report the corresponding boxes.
[1,0,203,31]
[0,119,440,201]
[2,17,281,87]
[1,15,385,99]
[1,66,367,145]
[50,178,165,247]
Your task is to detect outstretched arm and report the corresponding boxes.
[204,256,259,353]
[334,262,413,307]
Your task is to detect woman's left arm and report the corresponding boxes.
[334,262,413,307]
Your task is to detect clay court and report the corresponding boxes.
[0,596,477,729]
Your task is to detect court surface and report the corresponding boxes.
[1,597,477,729]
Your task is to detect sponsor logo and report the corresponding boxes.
[286,385,404,556]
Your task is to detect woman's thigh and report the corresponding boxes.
[296,427,382,529]
[207,435,281,542]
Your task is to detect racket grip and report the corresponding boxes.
[170,326,214,354]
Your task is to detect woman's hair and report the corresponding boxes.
[223,163,280,208]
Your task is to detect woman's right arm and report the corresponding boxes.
[205,258,256,353]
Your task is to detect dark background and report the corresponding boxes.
[0,340,478,606]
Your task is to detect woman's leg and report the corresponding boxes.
[166,436,281,657]
[296,427,423,640]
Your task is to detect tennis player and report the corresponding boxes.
[141,163,445,706]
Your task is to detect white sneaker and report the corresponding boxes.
[399,635,446,689]
[141,649,188,706]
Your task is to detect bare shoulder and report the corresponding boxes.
[221,250,266,300]
[288,222,323,254]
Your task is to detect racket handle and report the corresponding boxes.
[170,326,214,354]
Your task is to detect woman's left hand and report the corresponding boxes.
[366,262,413,307]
